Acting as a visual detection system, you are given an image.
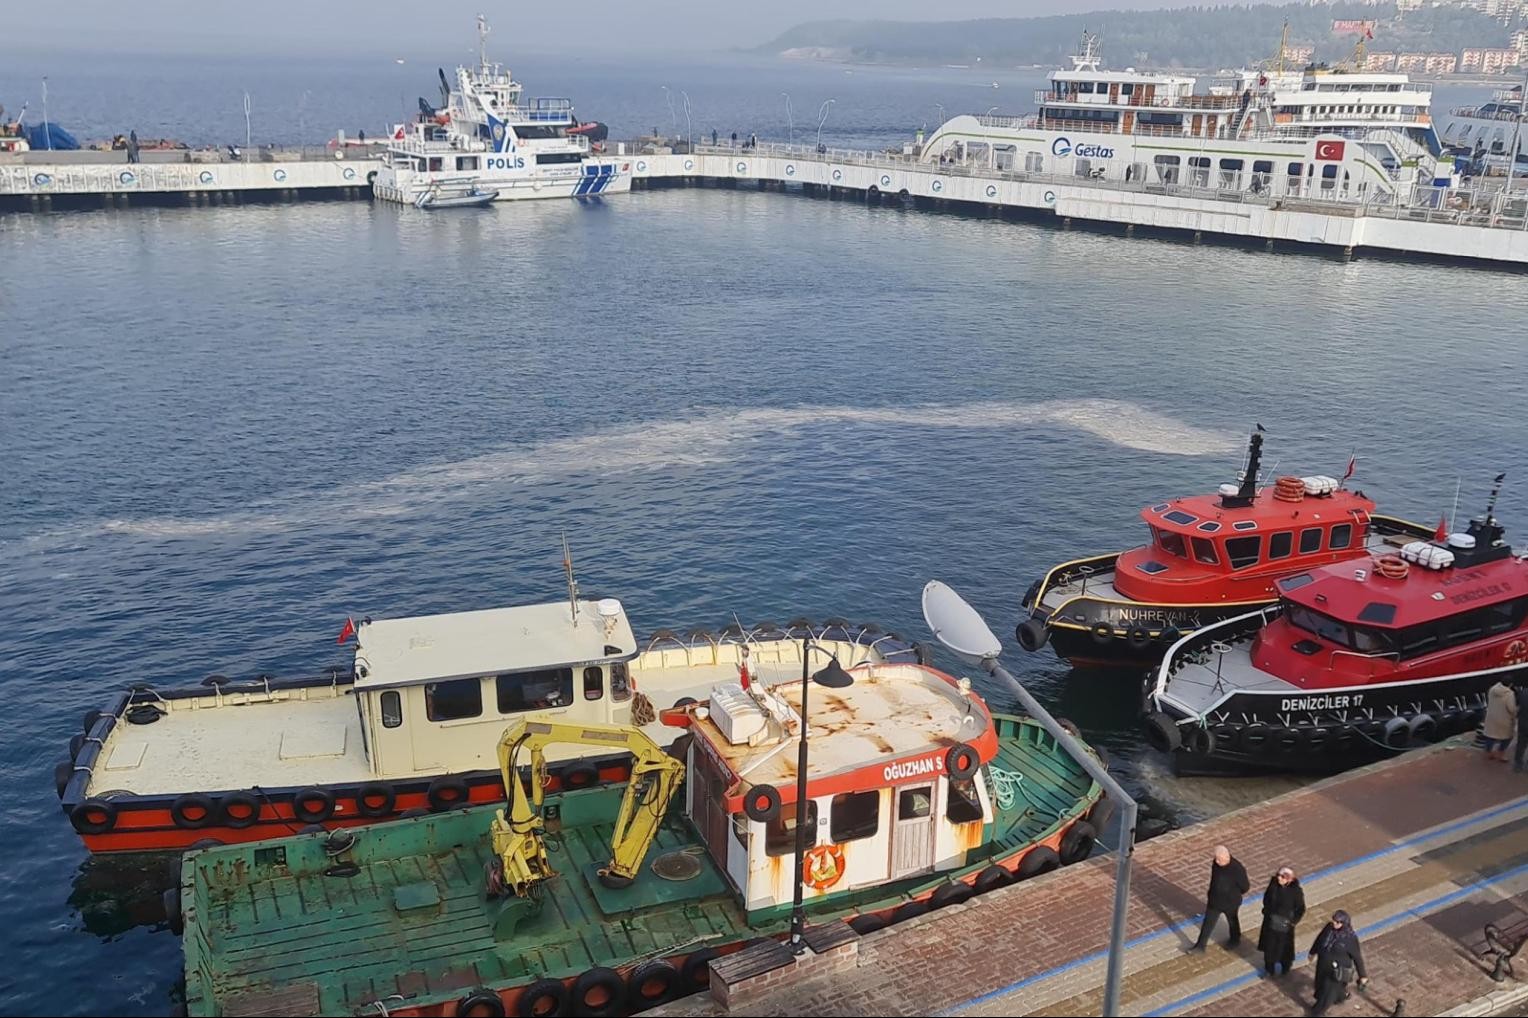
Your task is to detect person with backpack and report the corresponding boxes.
[1309,909,1368,1015]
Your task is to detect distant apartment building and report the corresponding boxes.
[1512,28,1528,58]
[1396,52,1459,74]
[1364,51,1399,71]
[1395,0,1423,9]
[1283,43,1316,64]
[1462,47,1521,73]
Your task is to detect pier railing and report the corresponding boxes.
[693,142,1528,232]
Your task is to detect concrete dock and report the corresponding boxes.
[7,142,1528,269]
[650,740,1528,1017]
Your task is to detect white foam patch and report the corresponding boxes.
[25,399,1233,545]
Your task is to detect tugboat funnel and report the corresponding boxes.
[922,581,1002,665]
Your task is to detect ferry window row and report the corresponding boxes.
[760,780,985,857]
[1152,523,1352,568]
[419,663,632,723]
[1286,596,1528,659]
[1059,82,1137,96]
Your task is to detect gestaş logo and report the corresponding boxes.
[1053,136,1072,156]
[1051,135,1115,159]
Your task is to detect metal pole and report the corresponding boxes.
[985,106,998,169]
[681,91,692,148]
[789,634,812,953]
[979,655,1136,1017]
[42,76,50,151]
[816,98,835,151]
[782,92,793,146]
[244,91,252,149]
[1508,70,1526,194]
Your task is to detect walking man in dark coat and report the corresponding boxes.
[1257,865,1306,977]
[1191,844,1250,950]
[1309,909,1368,1015]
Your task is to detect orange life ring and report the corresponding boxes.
[1506,639,1528,665]
[803,844,846,890]
[1374,555,1409,580]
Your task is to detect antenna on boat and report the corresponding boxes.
[1485,471,1507,525]
[476,13,491,72]
[1222,428,1263,508]
[562,531,580,626]
[1449,475,1462,535]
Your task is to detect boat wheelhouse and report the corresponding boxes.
[371,16,630,206]
[1018,431,1432,669]
[177,660,1104,1017]
[1148,488,1528,774]
[920,31,1454,202]
[1444,84,1528,175]
[57,589,925,853]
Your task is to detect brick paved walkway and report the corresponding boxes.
[647,741,1528,1017]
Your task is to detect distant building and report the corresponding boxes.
[1283,43,1316,64]
[1427,52,1460,74]
[1395,0,1423,10]
[1463,47,1521,73]
[1364,51,1399,71]
[1513,27,1528,58]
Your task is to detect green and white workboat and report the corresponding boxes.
[178,659,1105,1017]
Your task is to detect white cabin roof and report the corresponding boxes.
[353,598,636,691]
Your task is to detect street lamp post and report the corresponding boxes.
[782,92,794,146]
[661,85,677,141]
[681,90,693,149]
[816,98,836,152]
[921,581,1137,1017]
[788,638,855,954]
[984,106,999,169]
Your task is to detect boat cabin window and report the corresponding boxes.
[1286,604,1351,646]
[380,690,403,728]
[1349,627,1394,654]
[1162,510,1197,525]
[1226,535,1262,569]
[764,800,818,857]
[537,152,583,165]
[1191,537,1218,564]
[456,156,479,171]
[1269,532,1294,560]
[1155,527,1187,558]
[610,662,633,702]
[583,666,604,701]
[496,668,573,714]
[1120,83,1134,96]
[1025,152,1044,173]
[1299,527,1323,554]
[1486,597,1528,635]
[1154,154,1181,184]
[898,787,931,820]
[830,791,880,843]
[425,677,483,722]
[427,157,443,172]
[947,778,984,824]
[1329,523,1353,550]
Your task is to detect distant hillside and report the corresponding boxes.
[759,3,1517,70]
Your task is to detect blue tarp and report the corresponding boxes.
[23,122,80,150]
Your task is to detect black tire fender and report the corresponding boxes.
[1090,622,1114,645]
[1016,618,1049,652]
[974,864,1013,894]
[171,793,216,830]
[355,782,396,818]
[55,760,74,799]
[743,784,781,823]
[515,978,566,1018]
[627,958,680,1007]
[679,947,720,992]
[929,880,975,909]
[1017,845,1061,880]
[426,775,470,812]
[570,966,624,1018]
[1060,820,1098,864]
[561,761,599,791]
[291,787,335,824]
[945,743,980,781]
[1126,627,1152,649]
[70,797,118,835]
[892,900,929,924]
[219,791,261,829]
[849,912,888,935]
[1144,712,1183,753]
[457,987,507,1018]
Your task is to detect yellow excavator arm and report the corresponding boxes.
[489,718,686,902]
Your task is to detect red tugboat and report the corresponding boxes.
[1017,431,1432,669]
[1147,476,1528,774]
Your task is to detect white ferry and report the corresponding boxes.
[1443,84,1527,176]
[371,16,630,206]
[920,32,1456,202]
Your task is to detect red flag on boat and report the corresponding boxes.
[337,617,356,645]
[738,647,752,691]
[1342,455,1356,482]
[1434,516,1448,542]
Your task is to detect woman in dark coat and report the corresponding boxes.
[1308,909,1369,1016]
[1256,866,1306,977]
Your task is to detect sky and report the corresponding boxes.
[10,0,1193,56]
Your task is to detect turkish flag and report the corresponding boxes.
[337,617,356,645]
[1316,140,1345,161]
[1434,516,1448,542]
